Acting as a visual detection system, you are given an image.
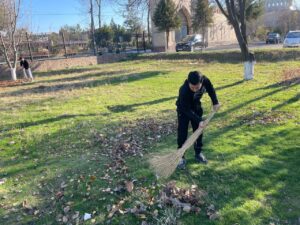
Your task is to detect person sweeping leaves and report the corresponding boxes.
[176,71,220,169]
[20,57,34,81]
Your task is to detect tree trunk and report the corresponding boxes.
[202,27,206,49]
[147,1,151,44]
[98,0,101,28]
[166,30,169,50]
[10,68,17,81]
[244,61,255,80]
[215,0,255,79]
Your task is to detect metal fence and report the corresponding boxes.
[0,31,152,64]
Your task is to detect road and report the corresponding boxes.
[203,42,285,52]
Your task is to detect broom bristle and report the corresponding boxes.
[149,111,217,178]
[149,150,184,178]
[148,128,204,178]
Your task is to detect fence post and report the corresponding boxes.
[136,33,139,53]
[61,32,68,58]
[143,31,146,52]
[26,32,33,61]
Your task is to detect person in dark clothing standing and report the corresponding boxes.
[20,57,34,81]
[176,71,220,169]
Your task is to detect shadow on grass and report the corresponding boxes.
[3,113,106,132]
[35,67,98,77]
[0,71,168,97]
[0,112,177,225]
[217,81,299,119]
[107,96,177,113]
[37,69,131,84]
[215,80,245,91]
[272,93,300,110]
[177,123,299,224]
[255,77,300,90]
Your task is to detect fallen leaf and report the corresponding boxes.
[90,175,96,182]
[108,205,119,218]
[55,191,64,199]
[125,181,134,192]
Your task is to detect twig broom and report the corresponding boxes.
[149,110,217,178]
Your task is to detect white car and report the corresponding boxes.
[283,31,300,47]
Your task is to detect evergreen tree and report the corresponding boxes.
[153,0,180,49]
[192,0,213,47]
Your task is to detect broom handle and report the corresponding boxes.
[177,110,217,156]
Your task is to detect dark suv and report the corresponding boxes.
[266,33,281,44]
[176,34,207,52]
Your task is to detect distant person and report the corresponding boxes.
[19,57,34,81]
[176,71,220,169]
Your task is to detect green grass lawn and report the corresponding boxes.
[0,49,299,225]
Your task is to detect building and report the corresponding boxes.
[264,0,294,28]
[150,0,237,52]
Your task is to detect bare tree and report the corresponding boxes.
[94,0,102,28]
[117,0,151,42]
[214,0,262,80]
[0,0,24,80]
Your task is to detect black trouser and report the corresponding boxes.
[177,109,203,156]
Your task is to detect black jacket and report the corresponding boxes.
[176,76,219,124]
[20,60,29,69]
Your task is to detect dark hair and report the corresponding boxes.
[188,71,203,85]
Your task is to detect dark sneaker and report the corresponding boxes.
[195,153,208,164]
[177,158,187,170]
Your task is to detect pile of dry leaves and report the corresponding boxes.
[93,118,175,159]
[239,111,293,126]
[158,181,205,213]
[104,181,219,224]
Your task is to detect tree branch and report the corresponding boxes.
[0,33,12,68]
[214,0,229,20]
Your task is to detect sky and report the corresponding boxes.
[21,0,125,33]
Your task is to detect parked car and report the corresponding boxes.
[266,32,281,44]
[176,34,207,52]
[283,31,300,47]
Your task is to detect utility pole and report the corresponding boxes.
[90,0,97,55]
[61,32,67,58]
[95,0,102,28]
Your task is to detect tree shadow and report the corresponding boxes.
[35,67,98,77]
[37,70,130,84]
[272,93,300,110]
[4,113,103,131]
[255,77,300,90]
[0,113,177,225]
[0,71,168,97]
[107,96,177,113]
[217,82,299,118]
[178,124,299,224]
[215,80,245,91]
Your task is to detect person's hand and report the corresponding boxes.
[213,104,221,112]
[198,121,205,129]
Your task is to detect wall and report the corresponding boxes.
[0,54,128,79]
